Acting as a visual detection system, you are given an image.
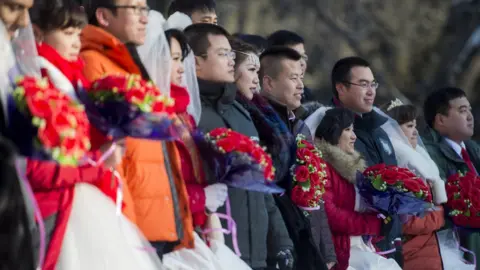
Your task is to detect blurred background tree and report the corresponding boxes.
[153,0,480,137]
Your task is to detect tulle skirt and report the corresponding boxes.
[437,229,475,270]
[57,184,164,270]
[348,236,401,270]
[163,232,251,270]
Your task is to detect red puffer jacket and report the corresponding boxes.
[317,141,382,270]
[170,84,208,227]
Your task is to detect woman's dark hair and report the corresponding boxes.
[165,29,191,61]
[0,137,35,270]
[229,37,259,69]
[31,0,87,32]
[381,103,418,125]
[315,108,355,145]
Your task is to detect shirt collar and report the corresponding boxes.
[288,110,296,121]
[444,137,466,158]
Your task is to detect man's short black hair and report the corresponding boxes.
[423,87,467,128]
[167,0,216,17]
[259,46,301,84]
[267,30,304,48]
[183,23,230,56]
[82,0,116,25]
[331,56,371,98]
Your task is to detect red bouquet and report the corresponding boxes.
[10,76,90,165]
[290,134,328,210]
[88,74,175,114]
[357,164,433,216]
[194,128,283,193]
[363,164,432,202]
[77,74,184,141]
[446,171,480,228]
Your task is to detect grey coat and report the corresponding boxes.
[197,79,292,268]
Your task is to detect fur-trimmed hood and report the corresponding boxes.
[315,139,366,184]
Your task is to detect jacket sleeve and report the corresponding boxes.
[402,207,445,236]
[310,207,337,263]
[266,194,293,256]
[323,186,381,236]
[186,183,206,214]
[27,159,106,190]
[81,52,105,81]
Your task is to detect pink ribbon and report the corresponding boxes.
[15,159,45,270]
[299,205,320,211]
[84,143,117,167]
[201,197,242,256]
[454,227,477,267]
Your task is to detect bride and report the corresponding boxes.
[381,99,473,270]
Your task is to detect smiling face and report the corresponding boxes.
[267,59,304,110]
[400,120,418,149]
[0,0,33,40]
[337,66,376,114]
[435,96,474,142]
[234,52,260,100]
[195,34,235,83]
[337,124,357,154]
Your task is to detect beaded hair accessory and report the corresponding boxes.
[387,98,404,111]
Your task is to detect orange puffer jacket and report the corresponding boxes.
[80,25,193,249]
[402,207,444,270]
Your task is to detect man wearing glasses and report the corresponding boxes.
[81,0,196,260]
[184,23,293,270]
[331,56,403,265]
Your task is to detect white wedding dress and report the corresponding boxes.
[56,184,164,270]
[163,214,252,270]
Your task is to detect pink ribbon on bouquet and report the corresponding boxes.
[201,197,242,256]
[454,227,477,267]
[15,159,45,270]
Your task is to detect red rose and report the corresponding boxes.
[364,164,387,175]
[216,138,237,152]
[381,170,399,185]
[460,178,473,192]
[451,199,468,212]
[297,148,314,161]
[291,185,309,207]
[403,179,421,193]
[310,172,321,185]
[250,148,265,163]
[38,124,59,148]
[294,165,310,183]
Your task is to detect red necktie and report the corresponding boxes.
[461,148,476,174]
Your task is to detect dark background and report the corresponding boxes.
[151,0,480,138]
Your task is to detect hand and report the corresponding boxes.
[276,249,294,270]
[380,214,402,243]
[204,183,228,212]
[327,262,336,269]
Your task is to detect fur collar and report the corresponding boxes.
[315,139,366,184]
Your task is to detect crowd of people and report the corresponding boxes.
[0,0,479,270]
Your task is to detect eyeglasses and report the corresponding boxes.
[105,5,150,16]
[343,81,379,90]
[201,50,236,60]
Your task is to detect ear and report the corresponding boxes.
[262,75,274,93]
[335,82,347,97]
[434,113,446,129]
[32,24,44,42]
[194,55,203,73]
[95,8,110,27]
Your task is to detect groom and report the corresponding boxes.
[0,0,34,135]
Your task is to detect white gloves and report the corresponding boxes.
[204,183,228,213]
